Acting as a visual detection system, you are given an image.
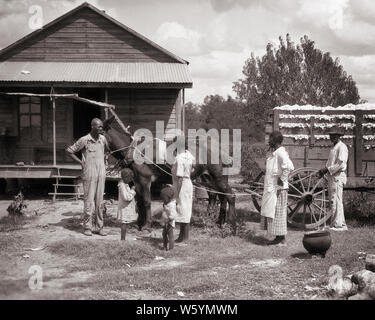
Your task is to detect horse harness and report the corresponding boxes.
[106,139,137,174]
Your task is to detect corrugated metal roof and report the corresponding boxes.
[0,62,192,84]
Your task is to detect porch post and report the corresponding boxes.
[104,89,109,119]
[182,88,185,135]
[52,96,56,166]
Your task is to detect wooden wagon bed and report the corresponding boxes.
[266,104,375,189]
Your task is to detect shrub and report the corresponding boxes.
[191,201,237,238]
[344,191,375,225]
[191,201,258,238]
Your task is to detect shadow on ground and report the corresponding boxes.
[137,237,164,250]
[50,217,82,234]
[291,252,313,259]
[240,229,269,246]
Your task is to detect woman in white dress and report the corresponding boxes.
[172,136,195,242]
[260,131,294,246]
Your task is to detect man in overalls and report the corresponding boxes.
[67,118,108,236]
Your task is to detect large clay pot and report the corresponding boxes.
[303,230,332,257]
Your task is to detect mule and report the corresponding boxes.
[102,116,237,232]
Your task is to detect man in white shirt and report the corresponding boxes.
[318,128,348,231]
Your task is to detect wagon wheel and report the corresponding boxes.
[250,171,265,213]
[287,167,331,230]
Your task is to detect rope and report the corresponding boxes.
[49,86,55,101]
[109,145,133,155]
[133,146,258,198]
[133,146,173,177]
[106,136,259,198]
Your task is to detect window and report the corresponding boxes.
[19,96,42,140]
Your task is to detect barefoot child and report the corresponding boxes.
[117,168,137,240]
[160,186,177,251]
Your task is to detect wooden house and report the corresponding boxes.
[0,2,192,180]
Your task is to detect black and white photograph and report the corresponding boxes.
[0,0,375,306]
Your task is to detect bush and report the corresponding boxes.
[344,191,375,225]
[240,142,267,182]
[191,201,237,238]
[191,200,258,238]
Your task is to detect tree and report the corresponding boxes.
[233,34,360,141]
[185,94,258,140]
[184,101,202,131]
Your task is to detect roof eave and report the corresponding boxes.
[0,81,193,89]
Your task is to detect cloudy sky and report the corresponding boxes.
[0,0,374,104]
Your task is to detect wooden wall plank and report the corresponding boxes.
[2,7,178,63]
[107,88,179,139]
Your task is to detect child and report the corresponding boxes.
[159,186,177,251]
[117,168,137,240]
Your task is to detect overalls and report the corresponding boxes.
[82,138,106,231]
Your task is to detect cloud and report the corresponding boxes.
[296,0,349,30]
[339,54,375,101]
[288,0,375,57]
[348,0,375,25]
[184,48,251,103]
[210,0,299,13]
[155,22,203,56]
[0,0,110,49]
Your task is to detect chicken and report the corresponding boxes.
[348,269,375,300]
[327,265,358,298]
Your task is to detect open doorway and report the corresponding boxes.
[73,88,102,140]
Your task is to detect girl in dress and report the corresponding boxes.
[117,168,137,240]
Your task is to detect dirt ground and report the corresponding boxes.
[0,193,374,300]
[0,198,164,299]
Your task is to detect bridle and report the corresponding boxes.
[105,131,137,175]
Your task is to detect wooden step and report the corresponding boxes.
[51,175,79,179]
[48,192,84,196]
[49,192,105,196]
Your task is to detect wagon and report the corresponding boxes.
[247,104,375,230]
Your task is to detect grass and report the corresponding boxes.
[48,239,156,271]
[344,191,375,226]
[0,214,35,232]
[43,222,375,300]
[2,198,375,300]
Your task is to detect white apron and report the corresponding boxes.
[172,150,194,223]
[260,147,294,219]
[261,154,278,219]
